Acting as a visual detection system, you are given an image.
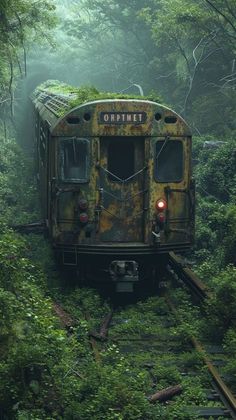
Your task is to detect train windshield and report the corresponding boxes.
[155,139,183,182]
[59,137,89,182]
[108,139,135,182]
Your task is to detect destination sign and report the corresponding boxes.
[100,112,147,124]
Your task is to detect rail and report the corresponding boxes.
[167,252,236,418]
[53,284,236,418]
[168,251,210,299]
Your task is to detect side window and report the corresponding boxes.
[155,140,183,182]
[59,138,89,182]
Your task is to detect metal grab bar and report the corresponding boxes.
[99,205,147,221]
[99,165,147,183]
[97,165,149,220]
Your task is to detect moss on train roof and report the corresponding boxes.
[38,80,162,110]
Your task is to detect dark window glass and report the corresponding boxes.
[108,140,134,181]
[155,140,183,182]
[59,138,89,182]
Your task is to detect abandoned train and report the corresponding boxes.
[32,81,195,292]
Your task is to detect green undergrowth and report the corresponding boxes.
[222,328,236,392]
[0,134,81,417]
[191,136,236,365]
[0,137,39,226]
[0,229,79,418]
[192,136,236,270]
[37,80,163,114]
[0,129,235,417]
[55,288,216,419]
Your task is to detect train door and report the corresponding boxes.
[97,136,147,242]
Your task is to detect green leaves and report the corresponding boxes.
[0,0,56,116]
[202,266,236,341]
[193,137,236,269]
[192,136,236,346]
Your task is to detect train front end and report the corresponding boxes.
[33,86,194,291]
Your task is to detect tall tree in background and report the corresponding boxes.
[61,0,159,93]
[141,0,236,133]
[0,0,56,123]
[61,0,236,135]
[1,0,235,136]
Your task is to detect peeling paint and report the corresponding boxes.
[33,93,194,255]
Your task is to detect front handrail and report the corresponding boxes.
[99,165,147,183]
[98,204,147,221]
[97,165,148,220]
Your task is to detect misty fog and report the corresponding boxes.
[3,0,236,142]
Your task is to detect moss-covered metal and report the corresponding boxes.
[32,81,194,261]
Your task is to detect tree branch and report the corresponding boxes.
[225,0,236,21]
[14,11,27,76]
[204,0,236,34]
[7,51,14,117]
[174,38,191,75]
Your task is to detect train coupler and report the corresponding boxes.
[109,260,139,293]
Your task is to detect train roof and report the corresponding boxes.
[31,80,191,137]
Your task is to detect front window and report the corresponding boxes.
[155,139,183,182]
[108,138,134,182]
[59,137,89,182]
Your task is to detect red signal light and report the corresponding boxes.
[79,213,88,224]
[78,199,88,210]
[156,199,167,211]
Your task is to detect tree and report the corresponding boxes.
[0,0,56,123]
[61,0,159,93]
[141,0,236,132]
[59,0,236,134]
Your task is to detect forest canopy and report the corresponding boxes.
[0,0,56,117]
[1,0,236,136]
[57,0,236,135]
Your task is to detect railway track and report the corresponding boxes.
[167,252,236,419]
[53,255,236,419]
[167,252,211,300]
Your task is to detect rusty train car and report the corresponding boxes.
[32,81,194,292]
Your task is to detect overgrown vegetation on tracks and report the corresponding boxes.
[192,136,236,392]
[0,129,236,417]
